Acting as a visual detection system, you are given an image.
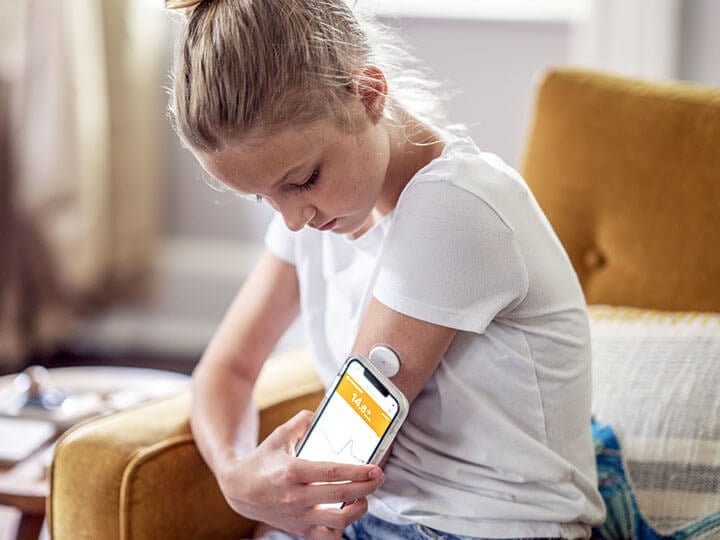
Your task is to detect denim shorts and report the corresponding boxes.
[255,512,559,540]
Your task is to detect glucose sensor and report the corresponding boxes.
[368,345,401,377]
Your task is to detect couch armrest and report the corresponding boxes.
[48,348,324,540]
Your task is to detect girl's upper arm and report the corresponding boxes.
[200,248,301,384]
[352,298,456,406]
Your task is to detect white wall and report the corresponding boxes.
[387,17,571,166]
[679,0,720,85]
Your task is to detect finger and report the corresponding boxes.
[337,496,369,524]
[283,409,315,436]
[290,459,383,484]
[267,410,314,450]
[307,497,369,530]
[300,525,344,540]
[306,476,383,505]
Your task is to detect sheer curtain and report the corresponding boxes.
[0,0,166,372]
[571,0,681,81]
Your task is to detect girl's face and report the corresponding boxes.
[196,111,391,237]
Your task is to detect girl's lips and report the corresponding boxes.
[317,218,337,231]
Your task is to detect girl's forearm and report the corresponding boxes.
[190,357,259,477]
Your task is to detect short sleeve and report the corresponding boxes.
[264,211,295,264]
[373,180,528,334]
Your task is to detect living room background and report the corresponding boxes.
[0,0,718,374]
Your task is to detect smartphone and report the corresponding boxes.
[295,353,408,481]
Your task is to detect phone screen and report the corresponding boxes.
[296,357,400,466]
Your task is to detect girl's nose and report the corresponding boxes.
[284,204,317,232]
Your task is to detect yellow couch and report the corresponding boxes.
[48,69,720,539]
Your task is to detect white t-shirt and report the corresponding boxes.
[265,137,606,538]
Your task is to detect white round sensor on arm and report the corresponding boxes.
[368,345,401,377]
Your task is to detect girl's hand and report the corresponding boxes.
[216,410,385,540]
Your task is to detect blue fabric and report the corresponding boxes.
[591,419,720,540]
[256,513,553,539]
[343,513,552,540]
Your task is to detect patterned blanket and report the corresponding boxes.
[592,420,720,540]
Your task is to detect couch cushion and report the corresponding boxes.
[522,69,720,312]
[49,348,323,540]
[589,305,720,534]
[49,393,256,540]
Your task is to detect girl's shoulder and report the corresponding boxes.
[401,137,527,199]
[397,136,531,216]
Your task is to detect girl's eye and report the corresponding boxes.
[292,169,320,192]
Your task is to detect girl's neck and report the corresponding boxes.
[376,114,445,216]
[350,112,445,239]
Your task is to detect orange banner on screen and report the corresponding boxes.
[337,373,391,438]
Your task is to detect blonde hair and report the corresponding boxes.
[166,0,447,152]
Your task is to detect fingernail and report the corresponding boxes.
[368,467,382,479]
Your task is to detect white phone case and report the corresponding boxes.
[295,353,409,465]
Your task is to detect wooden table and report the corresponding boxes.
[0,366,190,540]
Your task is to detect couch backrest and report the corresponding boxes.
[521,68,720,312]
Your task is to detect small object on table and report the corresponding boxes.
[6,366,66,410]
[0,365,191,540]
[0,366,106,431]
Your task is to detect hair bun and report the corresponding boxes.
[165,0,205,13]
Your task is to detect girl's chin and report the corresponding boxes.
[345,216,377,238]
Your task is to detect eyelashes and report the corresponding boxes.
[244,168,320,205]
[293,169,320,192]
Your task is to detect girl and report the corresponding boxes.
[165,0,606,539]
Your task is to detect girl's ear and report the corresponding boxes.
[351,65,387,124]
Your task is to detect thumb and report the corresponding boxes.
[272,409,315,452]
